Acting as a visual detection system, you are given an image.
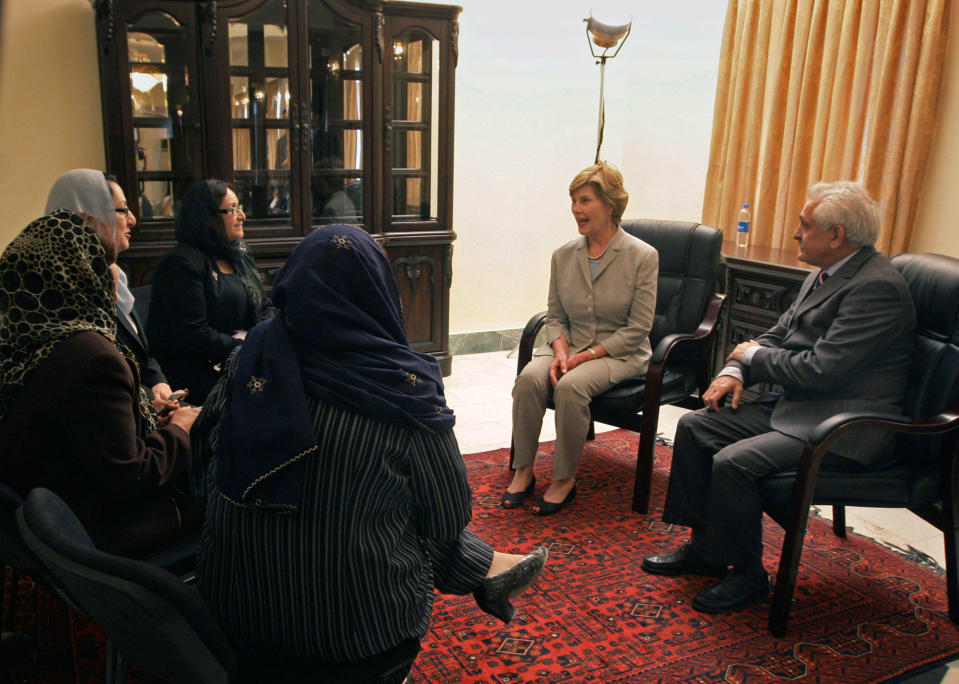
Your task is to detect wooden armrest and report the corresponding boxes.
[807,408,959,454]
[517,310,547,376]
[789,406,959,512]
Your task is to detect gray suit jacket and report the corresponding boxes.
[734,246,916,462]
[537,228,659,384]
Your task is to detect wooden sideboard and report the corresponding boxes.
[718,242,812,376]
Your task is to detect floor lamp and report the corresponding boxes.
[584,15,631,163]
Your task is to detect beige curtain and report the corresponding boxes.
[703,0,950,254]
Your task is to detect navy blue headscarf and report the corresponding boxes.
[215,225,454,509]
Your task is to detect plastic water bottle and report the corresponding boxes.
[736,203,751,249]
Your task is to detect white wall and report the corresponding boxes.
[447,0,727,334]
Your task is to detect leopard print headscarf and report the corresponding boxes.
[0,210,155,429]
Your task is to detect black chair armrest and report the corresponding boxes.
[517,310,548,376]
[650,293,725,365]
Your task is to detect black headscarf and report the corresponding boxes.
[0,210,153,430]
[215,224,454,509]
[175,179,265,312]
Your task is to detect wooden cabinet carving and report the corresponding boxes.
[720,242,812,395]
[93,0,460,373]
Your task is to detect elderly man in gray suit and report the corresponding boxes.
[642,181,916,613]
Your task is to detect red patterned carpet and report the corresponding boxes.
[2,430,957,682]
[413,430,959,683]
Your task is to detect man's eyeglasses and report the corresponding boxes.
[219,205,244,216]
[114,207,132,215]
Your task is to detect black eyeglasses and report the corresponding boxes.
[114,207,132,215]
[219,205,244,216]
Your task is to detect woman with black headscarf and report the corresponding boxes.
[194,225,547,683]
[147,179,274,403]
[0,169,205,557]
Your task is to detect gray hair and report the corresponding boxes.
[807,181,880,247]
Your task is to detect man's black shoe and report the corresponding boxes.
[641,541,727,578]
[691,566,770,613]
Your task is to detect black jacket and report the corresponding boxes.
[147,243,274,403]
[116,306,167,390]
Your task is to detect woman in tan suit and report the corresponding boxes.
[505,162,658,515]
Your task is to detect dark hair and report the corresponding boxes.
[102,172,118,184]
[175,179,234,259]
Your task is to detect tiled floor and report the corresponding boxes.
[444,350,959,684]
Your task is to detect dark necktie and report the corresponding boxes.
[811,270,829,293]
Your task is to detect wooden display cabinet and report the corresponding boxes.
[93,0,461,373]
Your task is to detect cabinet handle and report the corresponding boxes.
[291,104,301,152]
[290,103,309,152]
[301,103,311,152]
[384,106,392,154]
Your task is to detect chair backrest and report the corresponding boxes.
[16,488,236,684]
[131,284,151,327]
[620,219,723,349]
[891,253,959,462]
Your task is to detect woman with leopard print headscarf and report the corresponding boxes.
[0,169,208,557]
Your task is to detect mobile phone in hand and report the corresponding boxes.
[158,389,189,417]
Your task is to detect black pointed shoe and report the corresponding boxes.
[641,541,727,578]
[474,546,549,623]
[501,476,536,509]
[691,566,771,614]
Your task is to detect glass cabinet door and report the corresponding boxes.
[389,28,441,225]
[226,0,294,224]
[306,0,365,226]
[126,11,199,223]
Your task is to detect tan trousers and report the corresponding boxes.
[511,355,618,480]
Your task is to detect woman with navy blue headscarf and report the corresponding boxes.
[193,225,547,682]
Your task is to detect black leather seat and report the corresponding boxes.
[513,219,725,512]
[760,252,959,637]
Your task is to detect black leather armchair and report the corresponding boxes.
[759,252,959,637]
[512,219,725,513]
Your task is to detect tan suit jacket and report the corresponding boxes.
[537,228,658,383]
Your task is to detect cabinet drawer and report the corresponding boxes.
[732,277,800,318]
[727,316,770,346]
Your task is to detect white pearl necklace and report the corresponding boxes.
[587,234,615,260]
